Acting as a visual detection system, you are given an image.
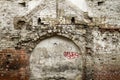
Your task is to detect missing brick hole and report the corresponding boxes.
[6,61,10,65]
[19,2,26,7]
[17,20,25,25]
[6,54,11,58]
[16,20,26,29]
[38,18,41,25]
[112,58,116,60]
[71,17,75,24]
[98,1,104,6]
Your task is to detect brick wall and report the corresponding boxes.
[0,49,29,80]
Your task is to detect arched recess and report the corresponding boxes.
[30,36,83,80]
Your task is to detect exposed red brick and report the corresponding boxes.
[0,48,29,80]
[94,65,120,80]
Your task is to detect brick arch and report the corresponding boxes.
[15,25,86,77]
[16,25,86,55]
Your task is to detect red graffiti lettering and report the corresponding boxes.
[64,52,80,59]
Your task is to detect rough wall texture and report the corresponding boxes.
[92,28,120,80]
[0,0,120,80]
[87,0,120,26]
